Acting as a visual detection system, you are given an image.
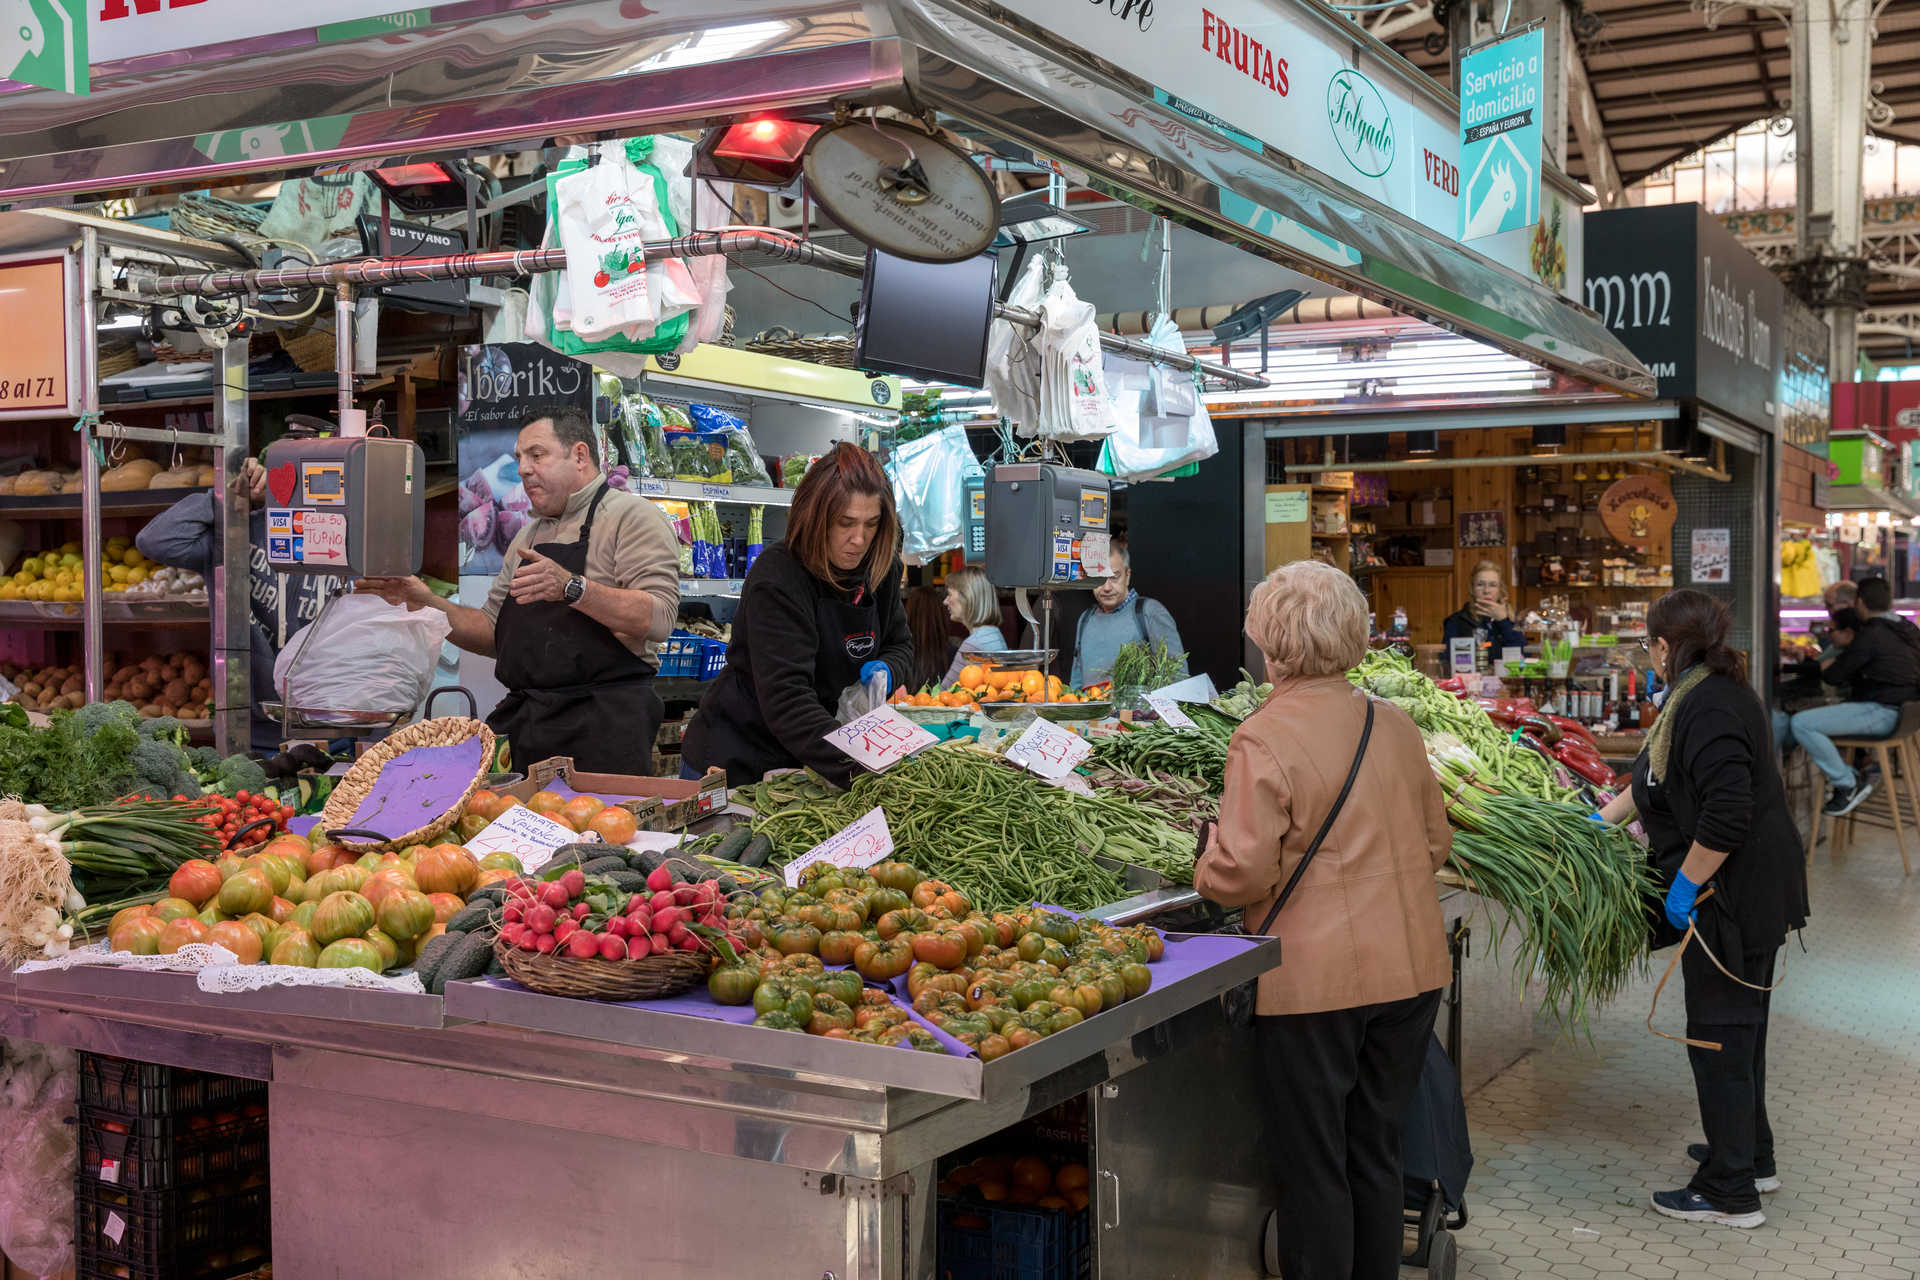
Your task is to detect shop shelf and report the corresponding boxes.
[630,476,795,506]
[938,1197,1090,1280]
[75,1179,270,1280]
[0,598,208,629]
[77,1052,266,1117]
[76,1104,269,1192]
[0,488,211,520]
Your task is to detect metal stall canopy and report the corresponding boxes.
[0,0,1650,397]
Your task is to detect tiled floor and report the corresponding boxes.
[1417,829,1920,1280]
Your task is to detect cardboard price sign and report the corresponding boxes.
[1006,718,1092,779]
[1148,673,1218,705]
[1145,694,1196,729]
[825,706,937,772]
[466,806,596,874]
[783,807,895,886]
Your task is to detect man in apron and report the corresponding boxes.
[358,408,680,773]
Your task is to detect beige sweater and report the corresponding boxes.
[482,477,680,660]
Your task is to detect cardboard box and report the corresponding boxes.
[1413,498,1452,526]
[505,757,729,831]
[1378,500,1411,527]
[1422,548,1455,567]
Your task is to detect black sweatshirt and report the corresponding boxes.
[1824,615,1920,707]
[681,543,913,788]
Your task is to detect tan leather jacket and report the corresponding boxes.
[1194,675,1452,1016]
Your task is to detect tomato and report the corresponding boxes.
[708,963,761,1006]
[912,988,968,1019]
[376,889,436,941]
[852,936,913,982]
[427,892,465,924]
[1095,973,1127,1010]
[168,860,223,908]
[874,908,931,940]
[587,806,638,845]
[1038,942,1071,970]
[752,979,814,1023]
[753,1010,803,1031]
[158,917,211,955]
[869,861,922,894]
[865,886,911,918]
[952,918,988,957]
[1005,1025,1042,1050]
[1047,1007,1084,1035]
[316,938,383,972]
[767,921,821,956]
[816,929,861,966]
[1015,932,1048,963]
[310,891,376,947]
[977,1033,1013,1061]
[1011,978,1055,1010]
[813,969,862,1008]
[207,921,264,964]
[1119,963,1153,999]
[965,976,1009,1010]
[909,879,953,911]
[217,867,274,917]
[774,952,825,979]
[806,993,855,1036]
[911,929,969,971]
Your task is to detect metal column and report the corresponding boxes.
[78,229,104,704]
[1790,0,1879,378]
[213,339,252,756]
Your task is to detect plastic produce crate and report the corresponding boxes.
[76,1105,268,1192]
[78,1052,265,1116]
[75,1180,270,1280]
[937,1197,1090,1280]
[657,632,727,680]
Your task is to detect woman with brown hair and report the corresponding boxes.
[681,444,912,786]
[1596,589,1807,1229]
[1195,559,1453,1279]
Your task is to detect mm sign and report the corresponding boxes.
[1458,27,1543,241]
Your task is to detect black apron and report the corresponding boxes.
[689,575,881,785]
[487,485,664,775]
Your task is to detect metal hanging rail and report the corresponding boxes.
[132,229,1268,390]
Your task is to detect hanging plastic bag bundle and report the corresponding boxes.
[885,425,980,561]
[1035,274,1118,441]
[984,254,1049,431]
[1098,313,1220,480]
[688,404,773,486]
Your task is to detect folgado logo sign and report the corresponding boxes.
[1325,69,1394,179]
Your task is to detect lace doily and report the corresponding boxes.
[195,965,425,996]
[14,941,239,974]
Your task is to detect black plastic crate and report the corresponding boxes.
[938,1196,1090,1280]
[77,1104,268,1192]
[75,1180,270,1280]
[78,1052,265,1116]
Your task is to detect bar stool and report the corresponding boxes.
[1806,701,1920,876]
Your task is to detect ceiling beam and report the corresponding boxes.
[1567,48,1625,206]
[1586,48,1787,79]
[1581,22,1767,57]
[1368,2,1434,42]
[1614,121,1753,185]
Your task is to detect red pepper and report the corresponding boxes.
[1546,715,1599,750]
[1554,746,1617,787]
[1435,676,1467,693]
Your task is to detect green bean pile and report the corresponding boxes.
[1442,776,1657,1035]
[743,746,1196,913]
[1350,649,1573,801]
[1087,708,1236,793]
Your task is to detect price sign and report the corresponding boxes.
[1149,673,1218,704]
[0,256,73,418]
[103,1211,126,1244]
[98,1158,120,1186]
[301,511,348,565]
[826,706,937,772]
[784,807,895,886]
[466,805,596,874]
[1006,718,1092,779]
[1145,694,1195,729]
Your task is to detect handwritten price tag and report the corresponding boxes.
[784,806,895,886]
[826,706,937,773]
[1006,718,1092,779]
[466,805,596,874]
[1145,694,1195,729]
[1149,673,1218,705]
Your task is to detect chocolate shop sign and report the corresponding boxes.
[1581,204,1785,434]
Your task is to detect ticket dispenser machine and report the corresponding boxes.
[258,435,426,577]
[984,463,1113,664]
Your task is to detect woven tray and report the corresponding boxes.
[319,717,496,851]
[743,328,856,368]
[494,936,711,1001]
[278,326,338,374]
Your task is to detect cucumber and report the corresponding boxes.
[413,933,458,990]
[580,856,630,876]
[739,835,774,869]
[634,848,672,875]
[712,829,754,864]
[467,885,509,907]
[429,931,493,994]
[445,904,492,934]
[605,869,646,894]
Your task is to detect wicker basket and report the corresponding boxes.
[278,325,339,374]
[319,717,496,851]
[743,327,857,368]
[494,936,712,1001]
[98,345,138,379]
[170,193,267,243]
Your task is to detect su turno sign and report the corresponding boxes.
[1581,204,1785,434]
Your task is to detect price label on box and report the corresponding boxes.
[1005,718,1092,779]
[825,706,937,772]
[103,1211,126,1244]
[783,806,894,886]
[1145,694,1195,729]
[466,806,597,874]
[98,1158,119,1185]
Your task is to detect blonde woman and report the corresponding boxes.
[1195,559,1453,1280]
[1443,558,1525,652]
[941,566,1007,686]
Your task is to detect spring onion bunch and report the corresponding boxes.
[1351,649,1573,802]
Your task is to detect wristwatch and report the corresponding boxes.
[563,574,586,605]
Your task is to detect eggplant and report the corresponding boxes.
[287,742,333,769]
[263,752,299,778]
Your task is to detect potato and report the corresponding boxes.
[161,679,187,702]
[138,703,162,718]
[127,678,153,701]
[60,675,83,695]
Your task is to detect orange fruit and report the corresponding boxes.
[1020,671,1044,696]
[588,805,638,845]
[1011,1155,1053,1194]
[976,1180,1009,1202]
[1054,1163,1090,1193]
[958,664,985,691]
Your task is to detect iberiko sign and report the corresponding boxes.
[1325,69,1394,178]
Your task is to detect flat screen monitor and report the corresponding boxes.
[854,249,996,388]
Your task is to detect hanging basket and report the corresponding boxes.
[318,717,496,851]
[278,326,339,374]
[493,936,712,1001]
[743,327,857,368]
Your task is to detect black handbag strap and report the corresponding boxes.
[1253,698,1374,936]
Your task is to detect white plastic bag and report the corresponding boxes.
[275,594,451,716]
[556,159,656,342]
[886,425,980,560]
[1098,314,1219,479]
[835,668,892,724]
[1036,277,1117,441]
[986,255,1049,430]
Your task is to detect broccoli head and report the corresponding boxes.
[136,715,186,746]
[212,754,268,797]
[75,700,142,737]
[188,745,223,771]
[131,738,199,798]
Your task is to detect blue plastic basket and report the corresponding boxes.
[937,1197,1089,1280]
[697,637,728,680]
[657,633,704,679]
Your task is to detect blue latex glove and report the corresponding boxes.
[1587,812,1606,824]
[860,660,892,696]
[1664,870,1700,931]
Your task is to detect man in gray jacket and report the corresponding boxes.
[136,456,329,751]
[1069,538,1186,689]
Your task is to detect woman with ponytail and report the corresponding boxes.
[1595,589,1808,1229]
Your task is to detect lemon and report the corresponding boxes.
[18,557,41,577]
[121,548,146,568]
[0,585,17,601]
[55,585,80,602]
[106,534,130,550]
[108,564,130,584]
[127,566,149,585]
[59,553,81,569]
[57,541,79,557]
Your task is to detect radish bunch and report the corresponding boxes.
[495,864,753,962]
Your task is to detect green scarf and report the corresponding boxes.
[1646,664,1709,785]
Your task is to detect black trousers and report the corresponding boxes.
[1685,964,1776,1213]
[1256,988,1443,1280]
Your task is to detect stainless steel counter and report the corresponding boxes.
[1,934,1282,1279]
